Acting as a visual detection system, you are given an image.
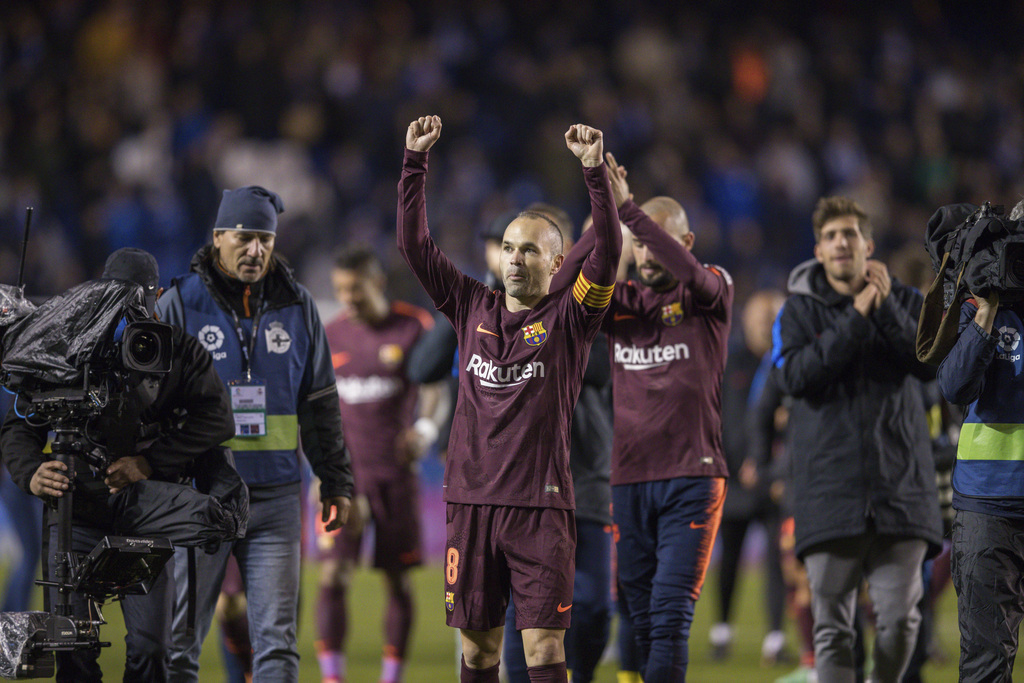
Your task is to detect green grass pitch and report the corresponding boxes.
[76,560,1018,682]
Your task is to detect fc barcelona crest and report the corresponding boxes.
[661,303,683,327]
[522,321,548,346]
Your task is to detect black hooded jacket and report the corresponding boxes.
[773,259,943,558]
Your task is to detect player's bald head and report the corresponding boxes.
[640,197,690,240]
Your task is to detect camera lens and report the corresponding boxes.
[129,331,159,365]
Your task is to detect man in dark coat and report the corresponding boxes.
[772,197,942,683]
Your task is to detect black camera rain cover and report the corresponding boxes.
[924,202,977,275]
[109,447,249,552]
[1,279,148,387]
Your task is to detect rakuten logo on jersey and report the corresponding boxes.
[336,376,402,404]
[614,342,690,370]
[465,354,545,389]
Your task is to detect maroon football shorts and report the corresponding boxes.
[443,503,576,631]
[318,471,422,570]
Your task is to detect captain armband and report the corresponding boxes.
[572,271,615,309]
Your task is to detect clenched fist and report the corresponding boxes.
[565,124,604,167]
[407,116,442,153]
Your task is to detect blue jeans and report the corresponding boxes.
[168,493,301,682]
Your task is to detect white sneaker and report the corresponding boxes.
[709,622,733,660]
[762,629,787,664]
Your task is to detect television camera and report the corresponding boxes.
[0,280,176,679]
[927,201,1024,307]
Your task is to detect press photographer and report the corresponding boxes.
[0,248,235,682]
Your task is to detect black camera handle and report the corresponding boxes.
[47,427,81,618]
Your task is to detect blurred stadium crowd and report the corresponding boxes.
[1,0,1022,304]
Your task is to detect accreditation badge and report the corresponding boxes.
[229,378,267,437]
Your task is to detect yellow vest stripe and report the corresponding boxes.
[957,421,1024,461]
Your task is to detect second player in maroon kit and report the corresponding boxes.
[318,247,445,683]
[398,115,621,683]
[551,153,733,682]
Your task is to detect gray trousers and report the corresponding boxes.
[803,532,926,683]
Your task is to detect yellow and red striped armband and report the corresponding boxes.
[572,271,615,308]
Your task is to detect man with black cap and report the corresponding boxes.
[155,186,354,681]
[1,247,235,682]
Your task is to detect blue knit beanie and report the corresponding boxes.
[214,186,285,234]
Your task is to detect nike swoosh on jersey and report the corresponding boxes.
[557,603,572,613]
[613,313,637,322]
[476,323,499,337]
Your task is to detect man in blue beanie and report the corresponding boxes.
[156,186,354,682]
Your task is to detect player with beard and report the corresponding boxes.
[551,153,732,683]
[398,115,620,683]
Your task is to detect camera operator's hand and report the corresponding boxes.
[30,461,69,498]
[105,455,153,495]
[322,495,352,532]
[865,260,892,307]
[972,289,1000,335]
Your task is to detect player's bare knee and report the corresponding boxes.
[460,627,503,668]
[522,628,566,666]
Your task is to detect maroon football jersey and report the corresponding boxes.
[397,149,620,509]
[552,199,733,485]
[325,301,432,484]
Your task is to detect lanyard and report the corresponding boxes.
[230,296,265,382]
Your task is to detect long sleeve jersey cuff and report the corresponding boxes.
[404,148,428,173]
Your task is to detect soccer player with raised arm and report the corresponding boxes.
[397,115,621,683]
[550,153,733,682]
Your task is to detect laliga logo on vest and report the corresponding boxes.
[198,324,228,360]
[265,321,292,354]
[997,325,1021,362]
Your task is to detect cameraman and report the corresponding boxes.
[936,200,1024,681]
[0,248,234,682]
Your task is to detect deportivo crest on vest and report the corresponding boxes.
[265,321,292,354]
[661,303,683,326]
[522,322,548,346]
